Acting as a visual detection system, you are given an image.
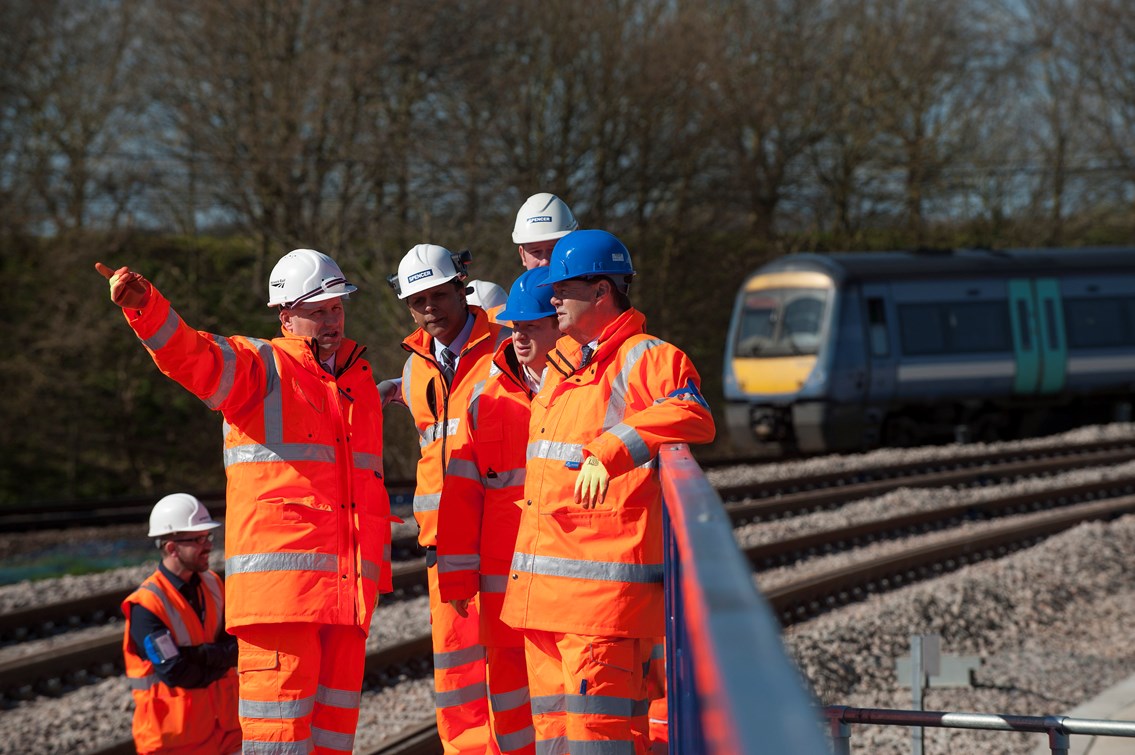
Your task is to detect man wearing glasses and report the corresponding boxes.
[122,494,241,754]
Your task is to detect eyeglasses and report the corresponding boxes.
[170,533,214,546]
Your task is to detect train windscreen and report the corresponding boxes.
[734,288,829,357]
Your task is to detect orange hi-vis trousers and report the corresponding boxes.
[479,584,534,755]
[428,563,497,755]
[524,630,652,755]
[235,623,366,754]
[647,637,668,750]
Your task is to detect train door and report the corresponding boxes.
[1008,279,1067,394]
[861,283,896,406]
[1008,280,1041,394]
[1035,279,1067,393]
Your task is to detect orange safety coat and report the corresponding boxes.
[122,288,391,631]
[501,308,715,637]
[122,569,240,753]
[398,305,507,547]
[437,338,534,644]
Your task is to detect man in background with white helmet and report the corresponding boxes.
[97,249,391,754]
[387,244,508,754]
[123,494,240,755]
[479,192,579,324]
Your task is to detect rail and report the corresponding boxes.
[659,444,830,755]
[823,705,1135,754]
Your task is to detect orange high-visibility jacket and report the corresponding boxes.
[122,569,239,753]
[399,306,506,547]
[122,288,391,630]
[436,339,533,624]
[500,308,715,637]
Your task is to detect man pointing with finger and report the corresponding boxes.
[97,250,391,754]
[499,230,715,755]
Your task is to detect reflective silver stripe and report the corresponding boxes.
[200,571,225,637]
[316,684,361,709]
[651,643,664,660]
[438,553,480,573]
[128,673,159,690]
[353,451,382,473]
[485,467,525,490]
[527,440,584,463]
[434,644,486,670]
[311,727,354,752]
[224,441,336,467]
[510,552,662,584]
[468,379,487,425]
[204,335,238,409]
[497,725,536,753]
[362,558,380,583]
[609,423,651,467]
[603,339,663,431]
[480,574,508,593]
[414,493,441,513]
[239,695,316,719]
[420,418,460,447]
[568,739,635,755]
[536,735,570,755]
[401,356,415,417]
[141,308,181,352]
[242,739,312,754]
[566,693,646,717]
[436,679,488,708]
[446,457,481,482]
[249,339,283,443]
[226,552,338,575]
[490,684,531,713]
[141,583,191,645]
[531,693,565,715]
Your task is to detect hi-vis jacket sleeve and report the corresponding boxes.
[121,288,267,415]
[582,342,715,477]
[436,433,484,602]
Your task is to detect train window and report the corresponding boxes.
[1064,298,1135,348]
[734,288,829,357]
[867,298,890,357]
[898,302,1012,355]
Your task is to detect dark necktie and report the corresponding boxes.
[580,345,593,368]
[441,348,457,385]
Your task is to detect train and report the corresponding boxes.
[722,247,1135,454]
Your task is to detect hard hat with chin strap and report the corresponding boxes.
[497,267,557,322]
[388,244,471,300]
[512,193,579,244]
[541,230,635,293]
[148,493,221,538]
[267,249,357,308]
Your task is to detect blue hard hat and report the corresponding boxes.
[497,267,557,322]
[541,230,635,291]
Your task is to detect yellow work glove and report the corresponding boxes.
[95,261,151,309]
[574,456,611,509]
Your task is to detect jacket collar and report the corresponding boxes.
[547,308,645,378]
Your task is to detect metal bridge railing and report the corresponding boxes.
[660,444,831,755]
[823,705,1135,754]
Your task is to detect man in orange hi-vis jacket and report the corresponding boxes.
[499,230,715,755]
[97,249,391,754]
[386,244,509,755]
[436,266,563,755]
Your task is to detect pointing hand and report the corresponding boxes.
[95,262,151,309]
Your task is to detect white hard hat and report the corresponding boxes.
[465,280,507,310]
[148,493,221,538]
[267,248,357,307]
[512,193,579,244]
[388,244,471,300]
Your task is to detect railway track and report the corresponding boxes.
[5,436,1135,753]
